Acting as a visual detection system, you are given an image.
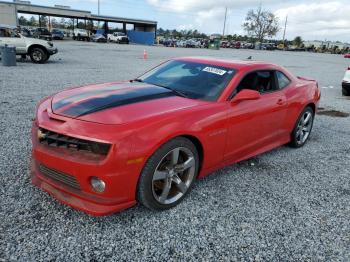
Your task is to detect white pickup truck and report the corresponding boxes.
[73,29,90,41]
[0,26,58,63]
[107,32,129,44]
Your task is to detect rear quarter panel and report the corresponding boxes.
[283,78,320,132]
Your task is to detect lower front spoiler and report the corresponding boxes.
[48,48,58,55]
[31,169,136,217]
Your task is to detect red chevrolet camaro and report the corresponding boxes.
[31,57,321,216]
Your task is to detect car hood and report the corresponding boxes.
[51,81,208,125]
[22,36,49,45]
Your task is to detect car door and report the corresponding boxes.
[224,70,288,163]
[0,30,26,54]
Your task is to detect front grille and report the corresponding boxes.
[39,164,81,190]
[38,128,110,155]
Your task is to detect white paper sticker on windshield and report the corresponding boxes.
[202,67,227,75]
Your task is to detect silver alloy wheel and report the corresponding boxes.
[32,50,42,62]
[296,111,313,145]
[152,147,196,205]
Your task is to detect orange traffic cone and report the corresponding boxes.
[143,49,148,60]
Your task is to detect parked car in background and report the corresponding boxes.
[185,39,200,48]
[177,40,186,47]
[107,32,129,44]
[344,54,350,58]
[232,41,241,49]
[342,67,350,96]
[20,27,32,38]
[51,29,64,40]
[0,25,57,63]
[91,34,107,43]
[73,29,90,41]
[220,41,229,48]
[32,27,52,41]
[163,38,177,47]
[261,43,276,50]
[241,42,255,49]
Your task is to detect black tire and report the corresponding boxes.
[342,87,350,96]
[289,106,314,148]
[29,47,48,64]
[137,137,199,211]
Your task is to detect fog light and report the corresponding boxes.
[90,177,106,193]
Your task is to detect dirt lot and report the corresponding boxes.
[1,41,349,261]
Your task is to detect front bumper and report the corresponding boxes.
[30,102,143,216]
[342,82,350,92]
[47,47,58,55]
[31,161,135,216]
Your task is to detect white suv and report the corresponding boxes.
[0,26,58,63]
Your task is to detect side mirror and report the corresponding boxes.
[231,89,260,104]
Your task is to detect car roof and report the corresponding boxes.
[175,57,280,70]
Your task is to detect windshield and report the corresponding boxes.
[139,60,236,101]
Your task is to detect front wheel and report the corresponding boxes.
[137,137,199,210]
[289,106,314,148]
[342,87,350,96]
[29,47,48,64]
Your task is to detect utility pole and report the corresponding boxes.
[98,0,100,15]
[282,15,288,42]
[222,7,227,37]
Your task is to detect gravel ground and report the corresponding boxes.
[1,41,349,261]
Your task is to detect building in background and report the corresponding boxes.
[0,0,157,45]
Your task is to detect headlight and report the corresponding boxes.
[47,41,53,47]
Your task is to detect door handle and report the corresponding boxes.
[277,99,284,105]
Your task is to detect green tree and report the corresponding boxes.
[39,15,48,27]
[29,16,38,27]
[293,36,303,47]
[18,16,28,26]
[243,5,279,43]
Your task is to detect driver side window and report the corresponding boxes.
[0,29,19,38]
[235,71,278,95]
[0,29,10,37]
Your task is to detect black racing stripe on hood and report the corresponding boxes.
[61,86,174,117]
[52,82,138,111]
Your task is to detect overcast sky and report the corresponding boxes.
[12,0,350,42]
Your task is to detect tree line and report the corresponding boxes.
[18,7,308,47]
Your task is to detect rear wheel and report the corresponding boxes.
[29,47,48,64]
[289,106,314,148]
[342,87,350,96]
[137,137,199,210]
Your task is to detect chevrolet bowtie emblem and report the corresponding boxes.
[37,129,46,140]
